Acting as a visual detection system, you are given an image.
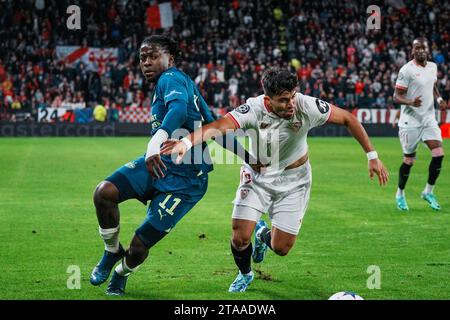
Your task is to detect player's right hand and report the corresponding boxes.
[160,139,187,164]
[410,96,422,107]
[369,158,389,186]
[145,154,167,179]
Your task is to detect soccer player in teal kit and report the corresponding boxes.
[89,35,251,295]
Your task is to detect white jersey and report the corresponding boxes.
[226,93,332,180]
[395,60,438,128]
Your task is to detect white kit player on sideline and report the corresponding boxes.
[394,37,447,211]
[161,68,389,292]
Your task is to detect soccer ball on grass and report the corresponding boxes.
[328,291,364,300]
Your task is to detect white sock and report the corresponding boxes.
[99,226,120,253]
[423,183,434,194]
[396,188,405,198]
[115,257,139,276]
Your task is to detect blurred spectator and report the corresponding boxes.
[93,103,107,122]
[335,91,347,109]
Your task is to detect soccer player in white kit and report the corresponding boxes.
[394,38,447,211]
[161,68,389,292]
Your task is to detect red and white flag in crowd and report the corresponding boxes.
[146,2,174,29]
[56,46,118,75]
[387,0,408,14]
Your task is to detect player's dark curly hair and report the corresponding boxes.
[141,35,179,59]
[261,68,298,97]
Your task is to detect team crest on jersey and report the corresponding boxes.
[236,104,250,114]
[240,188,249,199]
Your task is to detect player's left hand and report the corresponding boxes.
[369,159,389,186]
[145,154,167,179]
[438,99,447,111]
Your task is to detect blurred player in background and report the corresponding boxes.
[394,37,447,211]
[161,68,389,292]
[90,35,251,296]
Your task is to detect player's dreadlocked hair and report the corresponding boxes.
[141,35,179,60]
[261,68,298,97]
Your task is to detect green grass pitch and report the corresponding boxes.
[0,137,448,300]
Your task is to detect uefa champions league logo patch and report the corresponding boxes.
[315,99,330,114]
[236,104,250,114]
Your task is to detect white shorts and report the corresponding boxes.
[232,161,312,235]
[399,123,442,155]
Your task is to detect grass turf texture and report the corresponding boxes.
[0,137,449,300]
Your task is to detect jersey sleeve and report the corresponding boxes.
[395,66,410,90]
[195,87,216,123]
[225,103,258,129]
[158,74,189,105]
[159,100,187,136]
[298,93,333,128]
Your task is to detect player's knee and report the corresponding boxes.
[271,239,294,256]
[403,156,415,165]
[128,242,149,262]
[431,147,444,157]
[94,181,119,204]
[272,244,292,256]
[231,234,251,251]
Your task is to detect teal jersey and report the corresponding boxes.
[150,67,215,177]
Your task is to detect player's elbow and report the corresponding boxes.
[343,110,357,127]
[393,91,406,104]
[176,107,188,123]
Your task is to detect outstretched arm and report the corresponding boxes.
[160,115,238,163]
[328,105,389,185]
[195,95,257,164]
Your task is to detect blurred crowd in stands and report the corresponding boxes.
[0,0,449,123]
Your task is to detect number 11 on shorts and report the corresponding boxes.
[159,194,182,216]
